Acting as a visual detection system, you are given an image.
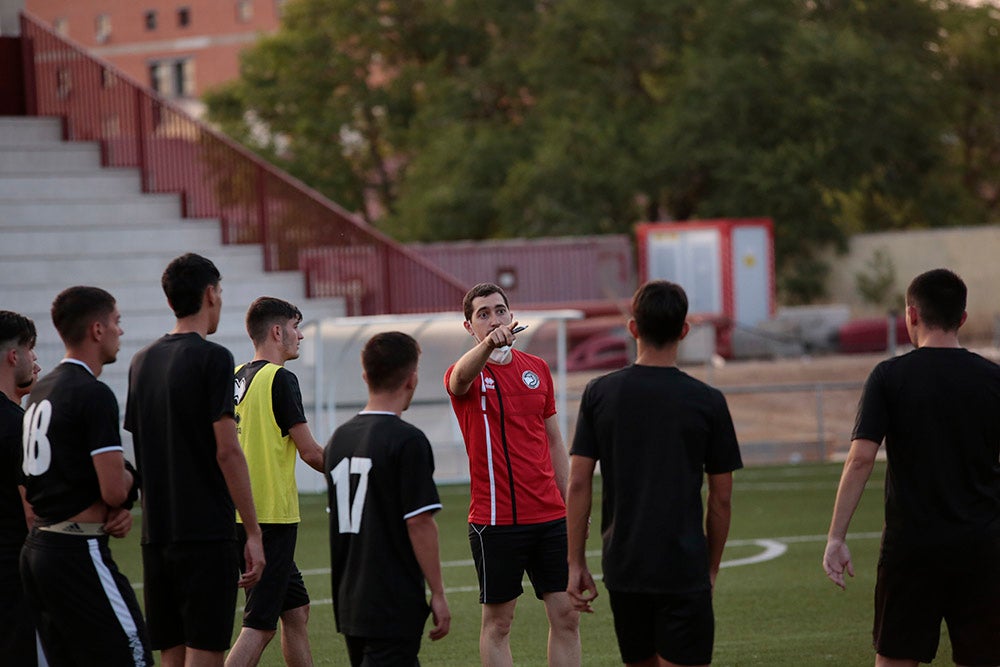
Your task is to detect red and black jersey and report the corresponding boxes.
[446,349,565,526]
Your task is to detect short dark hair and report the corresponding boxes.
[361,331,420,393]
[246,297,302,345]
[631,280,688,346]
[162,253,221,318]
[463,283,509,321]
[906,268,966,332]
[51,286,116,346]
[0,311,36,350]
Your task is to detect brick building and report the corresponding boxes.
[24,0,284,114]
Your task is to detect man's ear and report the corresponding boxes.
[679,321,690,341]
[626,318,639,340]
[464,320,474,337]
[271,323,283,342]
[204,284,219,308]
[906,304,919,326]
[4,348,17,367]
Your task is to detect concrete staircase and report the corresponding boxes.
[0,116,345,415]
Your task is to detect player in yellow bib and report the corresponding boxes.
[227,297,325,667]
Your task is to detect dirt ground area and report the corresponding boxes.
[563,342,1000,466]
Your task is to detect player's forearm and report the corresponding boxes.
[546,418,569,500]
[289,423,325,472]
[827,439,878,541]
[705,493,732,576]
[705,471,734,577]
[406,513,446,595]
[448,340,493,396]
[566,455,596,567]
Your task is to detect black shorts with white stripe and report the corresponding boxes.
[20,529,152,666]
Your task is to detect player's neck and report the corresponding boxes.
[252,344,287,366]
[63,350,103,377]
[172,313,212,338]
[634,340,679,367]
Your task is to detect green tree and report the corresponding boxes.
[207,0,1000,303]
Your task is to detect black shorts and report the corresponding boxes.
[0,546,36,666]
[238,523,310,631]
[468,518,568,604]
[20,530,152,666]
[142,540,240,652]
[344,634,421,667]
[874,536,1000,665]
[607,589,714,666]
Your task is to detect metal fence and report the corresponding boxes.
[19,12,466,314]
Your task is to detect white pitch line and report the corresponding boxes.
[132,531,884,592]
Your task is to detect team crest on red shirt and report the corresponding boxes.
[521,370,540,389]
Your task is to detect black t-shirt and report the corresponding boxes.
[234,360,307,435]
[125,333,236,544]
[571,364,743,594]
[853,347,1000,549]
[22,361,122,523]
[0,395,27,550]
[325,413,442,639]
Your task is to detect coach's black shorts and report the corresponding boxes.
[468,518,568,604]
[874,536,1000,665]
[344,634,421,666]
[21,530,152,666]
[238,523,310,631]
[607,588,714,666]
[142,540,240,652]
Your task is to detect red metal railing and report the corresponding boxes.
[19,12,466,315]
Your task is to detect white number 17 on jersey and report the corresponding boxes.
[329,457,373,534]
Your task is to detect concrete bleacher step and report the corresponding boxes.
[0,223,225,256]
[0,195,185,223]
[0,116,63,144]
[0,170,144,198]
[0,248,268,284]
[0,143,102,173]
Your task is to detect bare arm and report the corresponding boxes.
[566,454,598,612]
[546,414,569,501]
[823,437,879,590]
[214,416,266,588]
[92,450,134,508]
[705,471,734,590]
[447,321,518,397]
[406,511,451,640]
[288,422,325,472]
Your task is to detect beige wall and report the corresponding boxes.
[824,226,1000,339]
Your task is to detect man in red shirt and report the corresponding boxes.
[445,283,580,667]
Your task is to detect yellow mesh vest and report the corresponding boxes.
[235,362,299,524]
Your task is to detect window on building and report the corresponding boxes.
[53,17,68,36]
[95,13,111,43]
[177,6,191,27]
[144,10,157,31]
[237,0,254,22]
[149,58,196,98]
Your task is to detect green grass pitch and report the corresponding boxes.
[109,462,957,665]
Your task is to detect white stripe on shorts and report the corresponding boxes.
[87,539,147,666]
